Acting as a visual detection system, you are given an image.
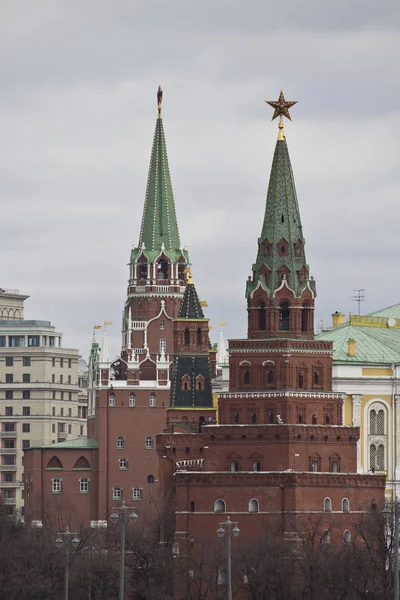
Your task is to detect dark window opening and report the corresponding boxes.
[198,381,202,390]
[268,412,274,424]
[267,370,274,384]
[325,413,330,425]
[251,412,257,424]
[139,261,148,279]
[190,501,195,512]
[298,413,303,424]
[259,303,266,330]
[157,259,169,280]
[244,370,251,385]
[196,328,202,346]
[234,413,240,424]
[281,246,286,254]
[312,414,317,425]
[298,371,304,389]
[184,382,188,390]
[184,328,190,345]
[313,371,320,385]
[279,303,289,331]
[178,262,186,280]
[281,215,284,223]
[302,305,309,332]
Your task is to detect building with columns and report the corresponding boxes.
[317,307,400,501]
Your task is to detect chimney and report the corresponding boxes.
[332,311,345,327]
[347,339,356,357]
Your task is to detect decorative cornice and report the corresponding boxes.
[219,390,344,400]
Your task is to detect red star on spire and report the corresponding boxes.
[266,90,297,121]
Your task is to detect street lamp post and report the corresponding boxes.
[55,527,80,600]
[216,516,240,600]
[383,499,400,600]
[109,501,138,600]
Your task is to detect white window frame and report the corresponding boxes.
[159,338,166,353]
[129,394,136,407]
[132,486,142,500]
[119,458,128,470]
[52,478,62,493]
[109,394,115,407]
[149,394,156,407]
[145,436,153,449]
[79,478,89,493]
[112,486,122,500]
[117,436,124,449]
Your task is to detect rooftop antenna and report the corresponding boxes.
[351,289,365,316]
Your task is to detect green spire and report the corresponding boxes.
[178,276,205,319]
[246,135,315,298]
[132,87,187,265]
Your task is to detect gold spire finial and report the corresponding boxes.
[183,267,193,284]
[157,85,163,117]
[265,90,297,140]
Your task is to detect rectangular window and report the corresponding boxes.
[49,337,55,347]
[68,359,72,368]
[5,357,13,367]
[160,338,167,353]
[5,391,13,400]
[3,473,15,482]
[80,425,83,436]
[58,423,65,433]
[5,407,13,416]
[22,407,30,416]
[3,455,16,465]
[132,487,142,499]
[22,440,30,449]
[4,439,15,448]
[28,336,39,347]
[145,437,153,449]
[68,425,72,434]
[5,374,13,383]
[3,423,15,432]
[60,358,63,368]
[23,391,30,400]
[112,487,122,499]
[23,357,31,367]
[80,478,89,493]
[52,424,56,433]
[68,408,71,417]
[0,336,6,347]
[22,424,30,433]
[52,374,55,383]
[68,392,72,401]
[9,336,25,347]
[60,375,63,384]
[61,392,64,401]
[52,479,61,493]
[52,357,55,367]
[68,375,71,384]
[60,408,64,417]
[52,391,56,400]
[52,407,56,416]
[22,374,30,383]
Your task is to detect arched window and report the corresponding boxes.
[214,499,226,513]
[196,328,202,346]
[370,409,377,434]
[268,412,274,424]
[325,413,330,425]
[312,414,317,425]
[248,498,259,513]
[302,304,309,332]
[231,461,239,472]
[145,436,153,449]
[138,259,148,280]
[147,474,155,483]
[73,456,90,470]
[377,444,384,471]
[258,303,266,330]
[298,371,304,389]
[251,412,257,424]
[109,394,115,407]
[149,394,156,407]
[196,375,204,391]
[117,436,124,449]
[377,409,385,435]
[313,371,319,385]
[324,497,332,512]
[160,319,166,331]
[321,530,330,545]
[47,456,63,469]
[253,461,261,472]
[178,260,186,281]
[244,370,251,385]
[112,486,122,500]
[343,530,351,544]
[184,328,190,345]
[79,478,89,493]
[52,478,62,493]
[279,302,290,331]
[119,458,128,470]
[234,412,240,424]
[129,394,136,407]
[157,259,168,280]
[342,498,350,513]
[267,370,274,384]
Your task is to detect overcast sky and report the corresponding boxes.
[1,0,399,359]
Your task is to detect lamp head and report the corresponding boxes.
[232,525,240,537]
[129,510,138,523]
[71,537,80,549]
[55,537,64,548]
[109,512,119,524]
[216,526,225,538]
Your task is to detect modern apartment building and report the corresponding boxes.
[0,290,87,516]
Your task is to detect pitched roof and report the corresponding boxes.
[131,93,188,265]
[316,306,400,363]
[247,135,315,299]
[178,281,205,319]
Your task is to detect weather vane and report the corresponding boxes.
[265,90,297,139]
[157,85,163,116]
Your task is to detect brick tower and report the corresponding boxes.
[157,93,385,566]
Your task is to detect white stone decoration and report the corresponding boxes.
[352,394,362,473]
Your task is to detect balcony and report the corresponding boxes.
[131,321,147,330]
[0,465,17,470]
[0,449,17,454]
[0,432,16,437]
[2,498,16,505]
[156,285,170,293]
[0,481,20,488]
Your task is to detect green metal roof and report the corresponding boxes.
[316,307,400,364]
[178,281,206,319]
[246,136,315,299]
[131,108,188,265]
[30,438,99,450]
